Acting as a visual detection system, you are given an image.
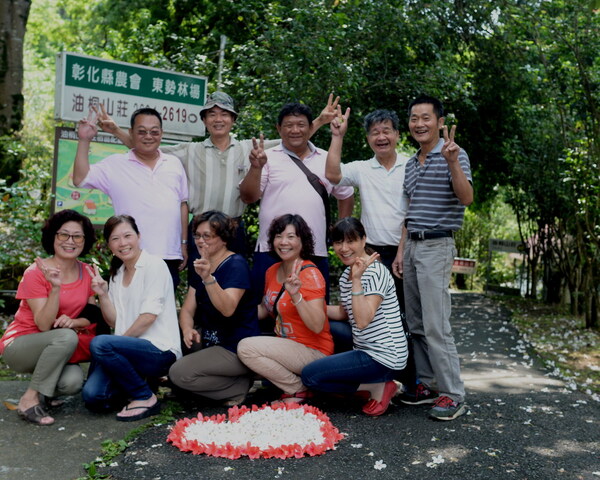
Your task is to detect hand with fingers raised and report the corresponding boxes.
[351,252,380,282]
[317,93,341,125]
[441,124,460,165]
[86,264,108,297]
[77,108,99,141]
[35,257,62,289]
[249,133,268,170]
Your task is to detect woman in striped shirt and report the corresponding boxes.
[302,217,408,416]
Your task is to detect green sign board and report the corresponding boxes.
[55,52,208,138]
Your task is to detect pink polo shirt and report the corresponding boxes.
[79,149,188,259]
[255,143,354,257]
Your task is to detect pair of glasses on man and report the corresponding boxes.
[55,232,85,244]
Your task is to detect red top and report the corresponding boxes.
[263,260,333,356]
[0,261,94,354]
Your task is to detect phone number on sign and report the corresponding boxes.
[132,103,199,124]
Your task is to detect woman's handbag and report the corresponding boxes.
[68,324,96,364]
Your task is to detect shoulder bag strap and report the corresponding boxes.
[286,154,331,244]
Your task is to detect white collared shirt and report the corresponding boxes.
[338,153,408,246]
[109,250,182,359]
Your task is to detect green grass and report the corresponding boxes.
[79,398,183,480]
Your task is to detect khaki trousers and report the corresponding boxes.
[3,329,83,398]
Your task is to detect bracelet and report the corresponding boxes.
[203,276,217,286]
[351,290,365,296]
[291,293,303,305]
[181,239,188,245]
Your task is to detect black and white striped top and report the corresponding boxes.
[339,261,408,370]
[403,138,472,232]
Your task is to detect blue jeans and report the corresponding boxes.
[329,320,353,353]
[301,349,396,394]
[82,335,176,411]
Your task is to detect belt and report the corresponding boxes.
[408,230,453,241]
[366,244,398,254]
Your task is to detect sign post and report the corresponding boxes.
[55,52,208,139]
[486,238,528,295]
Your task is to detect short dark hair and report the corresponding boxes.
[408,95,444,119]
[191,210,237,249]
[103,215,140,279]
[267,214,315,260]
[41,209,96,256]
[364,109,400,132]
[277,103,313,126]
[329,217,373,256]
[130,108,163,128]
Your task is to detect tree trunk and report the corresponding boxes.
[0,0,31,134]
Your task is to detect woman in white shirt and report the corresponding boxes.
[82,215,181,421]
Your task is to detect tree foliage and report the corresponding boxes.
[4,0,599,326]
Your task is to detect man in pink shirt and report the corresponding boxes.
[240,102,354,305]
[73,108,189,289]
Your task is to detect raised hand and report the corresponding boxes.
[95,104,119,134]
[249,134,267,169]
[441,124,460,165]
[350,252,380,282]
[193,244,212,282]
[86,264,108,297]
[317,93,341,125]
[330,106,350,137]
[77,108,99,141]
[284,259,304,298]
[35,257,62,288]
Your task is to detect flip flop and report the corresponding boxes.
[17,404,55,426]
[116,401,161,422]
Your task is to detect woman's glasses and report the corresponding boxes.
[193,233,216,241]
[55,232,85,244]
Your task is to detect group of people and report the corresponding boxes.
[0,91,473,426]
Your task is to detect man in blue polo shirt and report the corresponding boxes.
[393,94,473,421]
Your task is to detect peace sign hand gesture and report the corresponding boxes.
[350,252,380,282]
[35,257,62,288]
[249,134,267,169]
[86,264,108,297]
[317,93,341,125]
[77,108,99,141]
[441,125,460,165]
[95,103,119,135]
[330,106,350,137]
[284,259,304,298]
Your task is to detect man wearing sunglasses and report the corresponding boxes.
[73,108,189,290]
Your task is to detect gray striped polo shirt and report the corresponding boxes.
[403,138,472,232]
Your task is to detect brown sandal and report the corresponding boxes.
[17,404,55,426]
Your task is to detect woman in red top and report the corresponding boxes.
[0,210,97,425]
[237,214,333,403]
